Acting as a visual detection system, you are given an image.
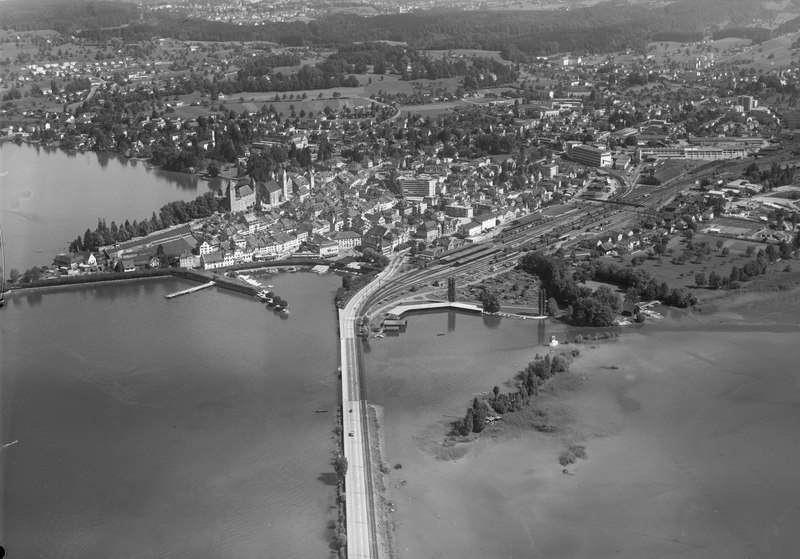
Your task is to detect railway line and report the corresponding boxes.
[362,176,696,317]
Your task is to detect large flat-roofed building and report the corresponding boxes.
[637,146,750,160]
[445,204,473,219]
[542,163,559,179]
[399,176,437,198]
[552,97,583,110]
[569,144,612,167]
[738,95,757,112]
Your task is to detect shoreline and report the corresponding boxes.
[3,258,350,297]
[0,137,187,175]
[368,404,395,559]
[3,270,174,295]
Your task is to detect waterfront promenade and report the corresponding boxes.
[385,301,483,317]
[339,255,405,559]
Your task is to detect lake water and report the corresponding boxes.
[365,304,800,559]
[0,142,221,272]
[1,272,342,559]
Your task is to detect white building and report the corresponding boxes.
[569,144,612,167]
[399,176,437,198]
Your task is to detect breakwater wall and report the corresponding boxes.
[7,268,173,291]
[7,268,256,297]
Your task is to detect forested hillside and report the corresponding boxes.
[3,0,794,58]
[0,0,139,34]
[73,0,780,56]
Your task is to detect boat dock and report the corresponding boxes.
[165,281,215,299]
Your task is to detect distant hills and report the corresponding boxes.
[0,0,140,35]
[5,0,800,58]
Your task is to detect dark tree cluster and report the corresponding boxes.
[235,52,302,81]
[69,192,222,252]
[589,259,696,309]
[479,289,502,313]
[729,242,795,285]
[329,43,516,83]
[359,248,389,268]
[454,351,575,437]
[216,57,360,96]
[519,252,697,325]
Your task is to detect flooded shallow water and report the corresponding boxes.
[365,304,800,559]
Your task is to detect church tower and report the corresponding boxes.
[282,169,291,201]
[225,179,235,212]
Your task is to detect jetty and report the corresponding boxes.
[384,301,549,326]
[165,281,215,299]
[385,301,483,318]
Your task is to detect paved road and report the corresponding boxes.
[67,82,101,113]
[353,96,402,122]
[339,255,405,559]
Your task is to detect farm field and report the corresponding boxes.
[424,49,505,62]
[398,102,466,116]
[644,34,800,70]
[172,95,376,120]
[613,232,768,290]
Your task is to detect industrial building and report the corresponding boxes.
[569,144,612,167]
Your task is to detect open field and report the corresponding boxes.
[707,217,765,237]
[645,38,748,65]
[424,49,505,63]
[611,232,771,290]
[718,33,800,70]
[172,95,375,120]
[398,102,464,116]
[174,74,463,105]
[645,32,800,71]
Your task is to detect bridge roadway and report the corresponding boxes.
[339,255,406,559]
